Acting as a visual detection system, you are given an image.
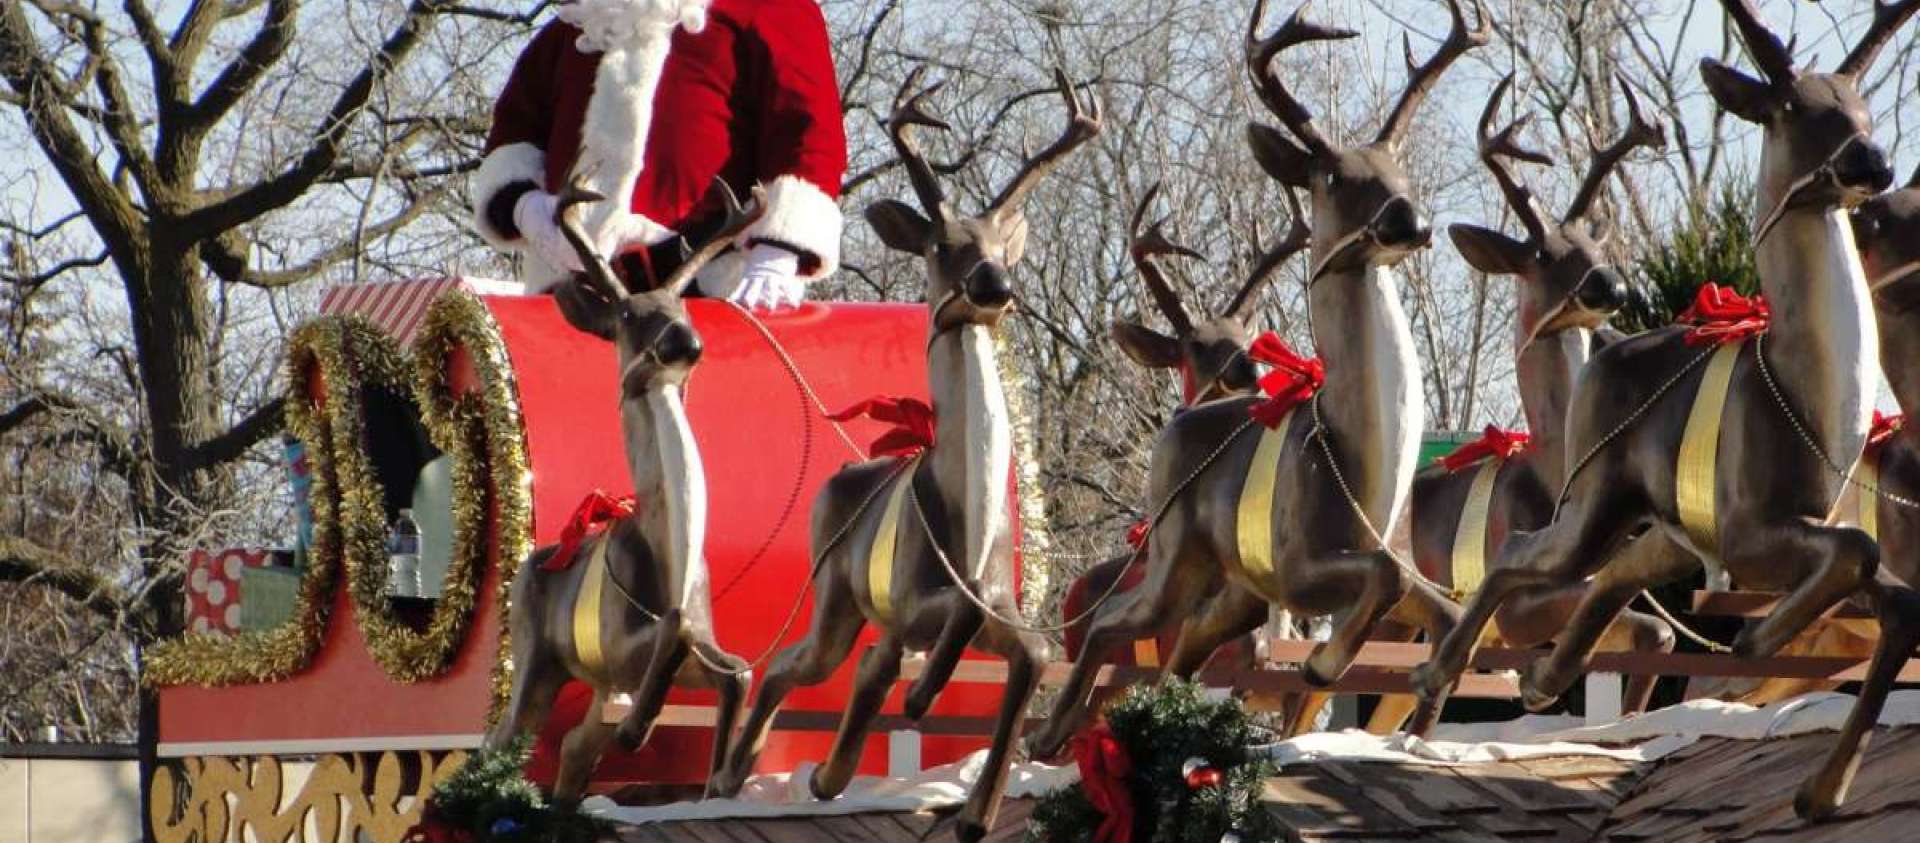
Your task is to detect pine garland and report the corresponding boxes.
[412,739,609,843]
[1027,679,1285,843]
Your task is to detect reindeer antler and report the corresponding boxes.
[554,178,630,304]
[1376,0,1491,147]
[1564,76,1666,224]
[1838,0,1920,82]
[660,179,770,296]
[987,68,1103,222]
[1128,183,1201,334]
[1718,0,1797,86]
[887,66,953,223]
[1476,74,1555,246]
[1245,0,1358,155]
[1225,186,1311,318]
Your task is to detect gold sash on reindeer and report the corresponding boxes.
[864,470,914,625]
[1236,411,1299,599]
[1859,450,1882,542]
[1676,341,1747,553]
[1450,459,1503,597]
[571,539,611,674]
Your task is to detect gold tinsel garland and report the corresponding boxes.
[144,320,348,685]
[325,321,490,682]
[412,291,534,722]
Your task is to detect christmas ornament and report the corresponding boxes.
[1183,756,1224,789]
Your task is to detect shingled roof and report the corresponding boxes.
[609,727,1920,843]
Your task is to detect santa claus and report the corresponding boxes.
[471,0,847,308]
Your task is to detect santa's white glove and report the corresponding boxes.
[512,191,586,274]
[731,243,806,311]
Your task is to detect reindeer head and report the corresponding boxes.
[553,179,766,393]
[1450,75,1662,345]
[1244,0,1488,278]
[1704,0,1914,229]
[865,67,1102,332]
[1111,182,1312,403]
[1853,163,1920,296]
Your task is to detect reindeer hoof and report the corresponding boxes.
[614,722,647,753]
[1730,626,1768,660]
[1301,650,1343,688]
[1407,661,1446,704]
[951,817,989,843]
[1023,729,1066,763]
[707,767,745,800]
[903,689,934,723]
[1795,779,1842,821]
[1518,659,1563,714]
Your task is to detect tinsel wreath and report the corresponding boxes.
[413,291,535,721]
[407,738,608,843]
[326,319,491,681]
[145,318,355,685]
[1026,678,1284,843]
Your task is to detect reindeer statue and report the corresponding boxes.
[1790,156,1920,817]
[1409,2,1914,809]
[1028,0,1487,758]
[482,181,759,803]
[709,67,1099,842]
[1286,76,1674,735]
[1060,183,1312,673]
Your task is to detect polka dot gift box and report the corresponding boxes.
[183,548,272,635]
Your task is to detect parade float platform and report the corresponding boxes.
[598,692,1920,843]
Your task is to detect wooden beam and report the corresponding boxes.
[1692,590,1874,619]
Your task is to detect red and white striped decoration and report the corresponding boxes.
[318,277,520,346]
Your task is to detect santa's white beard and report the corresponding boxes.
[556,0,712,53]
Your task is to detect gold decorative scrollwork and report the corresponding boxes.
[151,751,467,843]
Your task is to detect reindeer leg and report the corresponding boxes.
[1730,523,1879,659]
[615,608,687,752]
[1296,549,1408,687]
[551,687,618,808]
[1027,540,1210,760]
[1162,584,1267,679]
[689,640,751,799]
[485,625,567,749]
[1519,580,1645,712]
[1597,607,1677,715]
[952,619,1048,843]
[1796,585,1920,819]
[712,578,865,797]
[808,634,906,799]
[903,605,984,722]
[1410,493,1632,706]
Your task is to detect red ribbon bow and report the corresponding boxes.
[1678,283,1770,346]
[543,490,637,571]
[828,396,937,459]
[1246,332,1325,429]
[1076,720,1136,843]
[1438,425,1532,473]
[1125,519,1150,550]
[1869,410,1906,451]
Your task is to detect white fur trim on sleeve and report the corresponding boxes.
[470,142,546,250]
[742,175,843,280]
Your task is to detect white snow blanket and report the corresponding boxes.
[586,751,1077,825]
[1269,690,1920,770]
[587,691,1920,823]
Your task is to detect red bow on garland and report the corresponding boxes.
[1678,283,1770,346]
[1438,425,1532,473]
[1125,519,1150,550]
[1869,410,1906,451]
[828,396,937,459]
[1076,720,1136,843]
[543,490,637,571]
[1246,332,1325,429]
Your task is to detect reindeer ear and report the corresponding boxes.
[1111,321,1183,369]
[553,275,618,341]
[1247,123,1312,188]
[1001,212,1031,267]
[865,200,934,254]
[1700,59,1774,125]
[1449,224,1535,276]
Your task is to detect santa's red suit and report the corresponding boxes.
[471,0,847,300]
